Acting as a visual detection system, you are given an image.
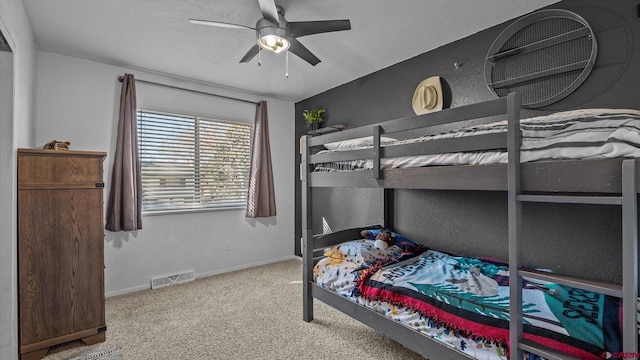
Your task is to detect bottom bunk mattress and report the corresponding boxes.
[312,233,624,360]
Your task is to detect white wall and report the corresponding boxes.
[35,51,295,296]
[0,1,38,359]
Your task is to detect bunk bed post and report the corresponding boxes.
[301,135,314,322]
[383,189,394,230]
[621,159,638,352]
[375,124,393,230]
[506,92,523,359]
[373,125,382,179]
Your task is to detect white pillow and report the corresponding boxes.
[324,136,397,151]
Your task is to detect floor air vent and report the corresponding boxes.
[151,271,195,289]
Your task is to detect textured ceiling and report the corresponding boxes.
[22,0,558,102]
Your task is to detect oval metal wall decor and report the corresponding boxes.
[484,9,597,108]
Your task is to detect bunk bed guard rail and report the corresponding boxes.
[302,94,519,186]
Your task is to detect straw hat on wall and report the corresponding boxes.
[412,76,443,115]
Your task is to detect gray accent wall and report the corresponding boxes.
[295,0,640,284]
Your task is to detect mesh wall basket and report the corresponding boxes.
[484,9,597,108]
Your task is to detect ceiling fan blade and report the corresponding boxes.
[190,19,255,30]
[240,45,260,63]
[288,38,320,66]
[288,20,351,37]
[257,0,279,25]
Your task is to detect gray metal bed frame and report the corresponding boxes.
[300,93,639,359]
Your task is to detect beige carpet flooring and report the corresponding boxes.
[44,259,425,360]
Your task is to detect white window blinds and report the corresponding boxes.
[137,110,253,213]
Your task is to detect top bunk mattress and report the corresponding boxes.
[312,108,640,172]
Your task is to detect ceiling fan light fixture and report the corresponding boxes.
[256,24,290,53]
[258,34,290,53]
[190,1,351,65]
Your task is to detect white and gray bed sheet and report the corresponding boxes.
[313,108,640,172]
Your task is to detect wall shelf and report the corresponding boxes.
[308,124,345,136]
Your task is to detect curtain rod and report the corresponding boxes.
[135,79,259,105]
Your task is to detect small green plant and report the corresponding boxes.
[302,109,325,128]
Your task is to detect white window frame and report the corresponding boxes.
[137,110,253,215]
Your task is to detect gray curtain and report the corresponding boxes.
[246,100,277,218]
[106,73,143,231]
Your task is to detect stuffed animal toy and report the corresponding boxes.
[42,140,70,151]
[361,229,396,250]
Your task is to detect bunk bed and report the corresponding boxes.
[300,93,640,359]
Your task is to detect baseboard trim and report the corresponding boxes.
[196,255,298,279]
[105,284,150,298]
[105,255,298,298]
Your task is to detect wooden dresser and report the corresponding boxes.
[17,149,107,360]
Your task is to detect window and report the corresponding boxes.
[137,110,253,213]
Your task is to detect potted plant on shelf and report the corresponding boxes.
[302,109,325,131]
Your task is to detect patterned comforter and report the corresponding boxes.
[314,238,510,359]
[357,250,622,359]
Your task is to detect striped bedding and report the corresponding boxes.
[313,109,640,172]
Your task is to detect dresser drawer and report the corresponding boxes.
[18,149,106,189]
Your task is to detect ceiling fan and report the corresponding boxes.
[189,0,351,66]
